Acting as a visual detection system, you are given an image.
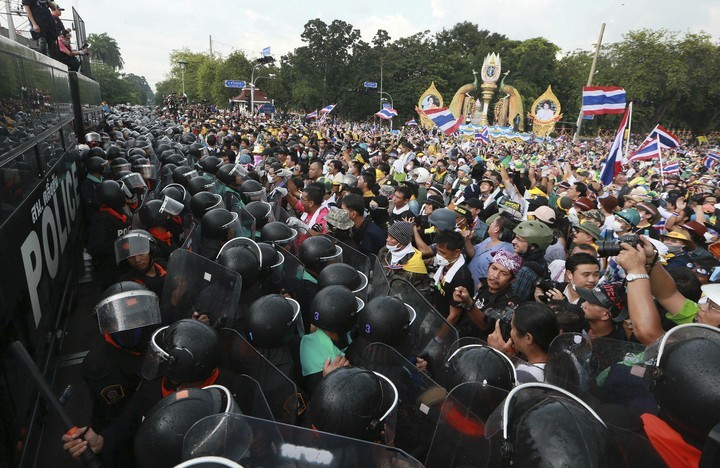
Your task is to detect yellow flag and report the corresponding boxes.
[698,136,708,144]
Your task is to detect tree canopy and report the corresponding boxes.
[152,20,719,133]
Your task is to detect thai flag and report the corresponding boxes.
[662,162,680,174]
[639,125,680,149]
[405,119,417,126]
[319,104,336,114]
[704,153,720,169]
[600,104,630,185]
[475,127,490,144]
[582,86,626,116]
[628,140,661,162]
[422,107,462,135]
[305,110,318,119]
[375,108,398,120]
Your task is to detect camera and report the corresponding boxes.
[484,306,515,341]
[596,234,640,257]
[536,279,564,303]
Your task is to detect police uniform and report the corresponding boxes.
[86,207,131,287]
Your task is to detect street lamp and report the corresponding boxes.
[177,60,188,98]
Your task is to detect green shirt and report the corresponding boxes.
[300,330,344,376]
[666,299,698,325]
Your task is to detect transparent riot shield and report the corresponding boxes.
[181,413,424,467]
[181,223,199,251]
[368,255,390,300]
[217,328,299,425]
[360,342,447,462]
[224,191,257,240]
[545,333,655,413]
[223,374,275,422]
[160,249,243,327]
[335,239,371,277]
[389,278,459,376]
[425,381,509,468]
[271,200,292,223]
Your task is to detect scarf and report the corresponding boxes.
[433,254,466,295]
[161,367,220,398]
[98,206,127,223]
[149,227,173,245]
[390,243,416,264]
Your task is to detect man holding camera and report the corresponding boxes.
[450,250,522,339]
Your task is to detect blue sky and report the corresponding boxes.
[57,0,719,90]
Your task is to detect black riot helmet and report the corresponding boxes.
[357,296,416,347]
[238,179,265,203]
[440,344,518,392]
[317,263,368,296]
[487,383,623,467]
[86,156,108,176]
[173,166,199,187]
[647,323,720,440]
[88,146,107,159]
[187,176,217,196]
[299,236,343,275]
[190,192,223,221]
[96,180,128,211]
[95,281,161,352]
[160,183,189,206]
[181,133,197,145]
[245,294,301,348]
[85,131,102,146]
[216,163,239,186]
[257,242,284,280]
[105,145,123,160]
[187,142,204,158]
[166,153,187,166]
[138,199,170,229]
[134,385,238,468]
[199,156,223,175]
[199,209,241,259]
[243,201,272,230]
[143,319,220,383]
[309,285,362,335]
[215,238,262,289]
[110,157,131,177]
[259,221,297,245]
[309,367,398,442]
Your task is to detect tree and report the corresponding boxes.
[87,33,124,70]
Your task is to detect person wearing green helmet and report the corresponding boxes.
[511,220,554,301]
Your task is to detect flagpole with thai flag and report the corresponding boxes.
[600,104,631,186]
[623,102,633,162]
[657,135,665,186]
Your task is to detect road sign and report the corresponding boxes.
[224,80,246,88]
[258,104,276,114]
[363,81,377,89]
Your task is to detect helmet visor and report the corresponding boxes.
[112,162,131,177]
[141,325,170,380]
[121,172,146,192]
[181,413,252,464]
[135,164,157,180]
[95,290,161,334]
[160,196,185,216]
[114,230,152,263]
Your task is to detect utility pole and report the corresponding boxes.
[5,0,16,42]
[209,35,213,59]
[574,23,605,142]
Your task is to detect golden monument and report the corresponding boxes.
[493,71,524,131]
[416,82,444,130]
[528,85,563,137]
[479,53,501,125]
[448,70,479,124]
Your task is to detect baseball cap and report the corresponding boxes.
[527,206,556,224]
[576,282,628,322]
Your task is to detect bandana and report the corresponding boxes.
[491,250,523,275]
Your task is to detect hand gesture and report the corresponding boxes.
[487,321,512,353]
[61,427,103,459]
[323,355,349,376]
[616,241,648,274]
[192,311,210,324]
[452,286,471,306]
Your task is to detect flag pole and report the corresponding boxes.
[623,102,633,162]
[574,23,606,142]
[657,135,665,186]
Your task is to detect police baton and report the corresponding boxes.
[10,341,104,468]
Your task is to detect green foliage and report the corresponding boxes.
[90,63,154,105]
[151,21,719,132]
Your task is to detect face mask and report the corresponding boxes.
[435,253,450,268]
[704,232,715,243]
[665,244,683,255]
[267,173,273,182]
[386,243,402,252]
[611,220,624,232]
[406,164,413,172]
[308,151,314,158]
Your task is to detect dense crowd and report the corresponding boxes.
[59,102,720,467]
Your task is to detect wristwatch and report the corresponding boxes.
[626,273,650,282]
